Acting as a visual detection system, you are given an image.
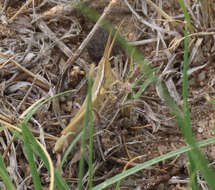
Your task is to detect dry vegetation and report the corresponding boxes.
[0,0,215,189]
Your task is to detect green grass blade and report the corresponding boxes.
[134,75,156,99]
[78,73,93,190]
[93,137,215,190]
[59,131,83,171]
[178,1,215,189]
[22,122,50,168]
[14,129,69,189]
[20,90,74,190]
[21,123,43,190]
[182,11,198,189]
[182,24,192,138]
[77,113,88,189]
[88,75,94,190]
[14,128,50,171]
[54,170,70,190]
[178,0,194,31]
[188,151,199,190]
[160,80,215,189]
[0,154,16,190]
[0,126,5,133]
[24,89,74,123]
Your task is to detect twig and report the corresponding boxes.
[1,0,10,13]
[124,0,179,36]
[8,0,33,23]
[37,20,73,58]
[129,37,170,46]
[0,52,49,86]
[61,0,118,74]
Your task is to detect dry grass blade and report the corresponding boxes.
[31,1,80,23]
[19,97,46,119]
[144,0,185,34]
[0,113,12,123]
[145,0,174,22]
[168,31,215,51]
[0,52,49,87]
[0,116,57,141]
[37,20,73,58]
[61,0,119,73]
[8,0,33,23]
[124,0,178,36]
[0,119,21,133]
[36,139,54,190]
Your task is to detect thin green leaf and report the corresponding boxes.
[59,131,83,171]
[21,123,43,190]
[160,80,215,189]
[20,90,74,190]
[0,126,5,133]
[54,170,70,190]
[188,151,199,190]
[88,75,94,190]
[134,75,156,99]
[179,2,215,189]
[182,14,198,189]
[0,154,16,190]
[78,74,93,190]
[178,0,194,31]
[93,137,215,190]
[183,26,192,137]
[24,90,74,123]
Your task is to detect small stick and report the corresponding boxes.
[61,0,118,74]
[37,20,73,58]
[0,52,49,86]
[1,0,10,13]
[8,0,33,23]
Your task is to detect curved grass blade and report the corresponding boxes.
[20,90,74,190]
[93,137,215,190]
[19,130,69,190]
[22,124,43,190]
[24,90,74,123]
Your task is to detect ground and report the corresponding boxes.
[0,0,215,189]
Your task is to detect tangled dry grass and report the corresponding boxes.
[0,0,215,189]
